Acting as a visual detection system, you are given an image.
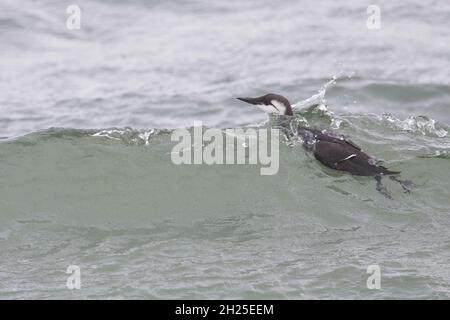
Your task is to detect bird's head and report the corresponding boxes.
[237,93,293,116]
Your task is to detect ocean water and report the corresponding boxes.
[0,0,449,299]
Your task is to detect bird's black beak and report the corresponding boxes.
[236,97,257,105]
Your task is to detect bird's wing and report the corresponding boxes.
[313,131,362,151]
[313,141,358,168]
[313,140,394,176]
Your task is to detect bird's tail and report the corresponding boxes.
[379,166,401,175]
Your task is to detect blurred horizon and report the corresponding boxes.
[0,0,449,138]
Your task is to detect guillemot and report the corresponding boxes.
[237,93,412,197]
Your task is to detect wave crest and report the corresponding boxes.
[380,113,448,138]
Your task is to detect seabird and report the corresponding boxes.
[237,93,412,197]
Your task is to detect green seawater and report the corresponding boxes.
[1,106,449,299]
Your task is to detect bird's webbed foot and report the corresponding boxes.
[375,175,393,199]
[389,176,416,194]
